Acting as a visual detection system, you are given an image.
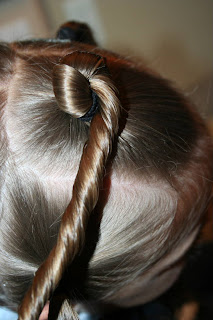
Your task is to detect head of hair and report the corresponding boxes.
[0,23,212,320]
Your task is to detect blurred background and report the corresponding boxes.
[0,0,212,126]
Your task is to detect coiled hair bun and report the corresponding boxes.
[53,52,107,120]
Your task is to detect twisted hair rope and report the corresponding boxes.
[18,76,121,319]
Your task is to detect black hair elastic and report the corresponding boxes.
[79,91,99,122]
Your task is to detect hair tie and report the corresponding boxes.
[79,90,99,122]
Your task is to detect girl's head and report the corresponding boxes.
[0,23,212,319]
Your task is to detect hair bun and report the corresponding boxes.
[56,21,97,45]
[53,51,107,120]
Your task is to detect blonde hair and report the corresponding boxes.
[0,37,212,320]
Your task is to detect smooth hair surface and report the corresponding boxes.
[0,38,212,320]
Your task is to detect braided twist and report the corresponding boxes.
[18,51,121,319]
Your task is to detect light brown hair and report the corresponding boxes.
[0,38,212,320]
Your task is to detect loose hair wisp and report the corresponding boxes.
[18,51,121,320]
